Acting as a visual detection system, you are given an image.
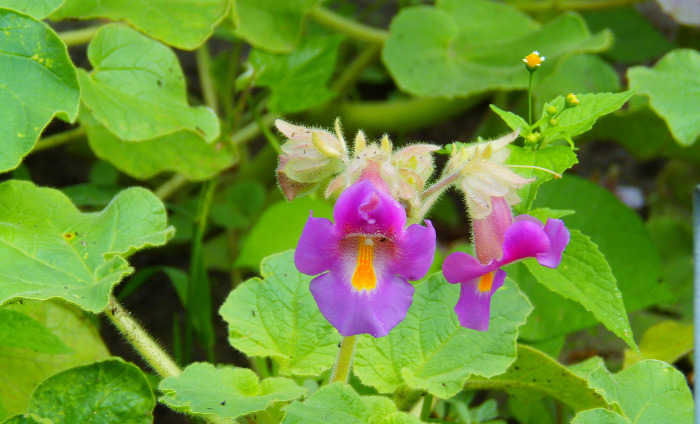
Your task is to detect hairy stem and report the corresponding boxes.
[308,6,388,44]
[33,127,86,153]
[196,42,219,113]
[330,335,358,383]
[59,26,100,46]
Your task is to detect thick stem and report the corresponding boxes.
[196,42,219,113]
[33,127,86,153]
[105,294,181,378]
[308,6,388,44]
[330,335,358,383]
[155,174,188,201]
[420,393,434,420]
[59,26,100,46]
[232,113,278,146]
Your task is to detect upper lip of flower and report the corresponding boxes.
[294,179,436,338]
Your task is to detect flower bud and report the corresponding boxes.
[546,105,557,116]
[565,93,580,108]
[523,51,545,72]
[549,118,558,127]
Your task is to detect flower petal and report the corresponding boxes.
[501,219,551,264]
[295,214,341,275]
[453,269,506,331]
[442,251,500,285]
[536,218,570,268]
[309,270,414,337]
[391,220,436,281]
[333,179,406,237]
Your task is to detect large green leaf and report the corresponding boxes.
[538,91,634,145]
[78,24,219,143]
[27,359,155,424]
[220,251,341,376]
[159,362,306,420]
[571,408,628,424]
[623,320,693,368]
[353,275,531,398]
[466,345,609,412]
[0,1,62,18]
[249,36,341,113]
[582,7,674,63]
[235,198,333,270]
[383,0,610,98]
[0,309,71,354]
[0,180,174,312]
[524,230,636,349]
[518,175,670,340]
[232,0,317,52]
[628,49,700,146]
[3,414,53,424]
[0,9,79,172]
[283,383,422,424]
[583,360,693,424]
[0,300,109,418]
[81,110,233,181]
[50,0,228,50]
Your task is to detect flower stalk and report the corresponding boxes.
[330,335,359,383]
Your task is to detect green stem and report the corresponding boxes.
[330,335,358,383]
[253,108,281,154]
[332,44,381,96]
[33,127,86,153]
[232,113,278,146]
[420,393,434,421]
[154,174,188,201]
[528,72,533,125]
[196,42,219,113]
[507,0,644,11]
[308,6,388,44]
[58,26,100,46]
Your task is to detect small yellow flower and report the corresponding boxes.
[565,93,580,108]
[523,51,545,71]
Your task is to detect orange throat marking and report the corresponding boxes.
[478,272,494,293]
[351,238,377,291]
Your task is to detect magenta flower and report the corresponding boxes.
[443,214,570,331]
[295,179,436,337]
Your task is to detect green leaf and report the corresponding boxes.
[3,414,54,424]
[571,408,628,424]
[159,362,307,420]
[0,180,174,312]
[0,9,79,172]
[586,360,693,424]
[78,24,219,143]
[489,105,528,133]
[283,383,422,424]
[534,54,620,113]
[523,230,636,349]
[210,181,266,230]
[0,300,109,417]
[0,1,62,18]
[382,0,611,98]
[50,0,228,50]
[466,345,609,413]
[81,110,233,181]
[0,309,71,354]
[27,358,154,424]
[506,144,578,213]
[220,251,341,376]
[235,197,333,270]
[623,320,693,368]
[232,0,318,52]
[582,7,675,63]
[249,36,341,113]
[353,276,531,398]
[526,208,575,222]
[539,91,634,145]
[628,49,700,146]
[519,175,670,340]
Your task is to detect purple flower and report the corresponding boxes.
[443,214,570,331]
[295,179,436,337]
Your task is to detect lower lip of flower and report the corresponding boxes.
[478,271,494,293]
[351,237,377,291]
